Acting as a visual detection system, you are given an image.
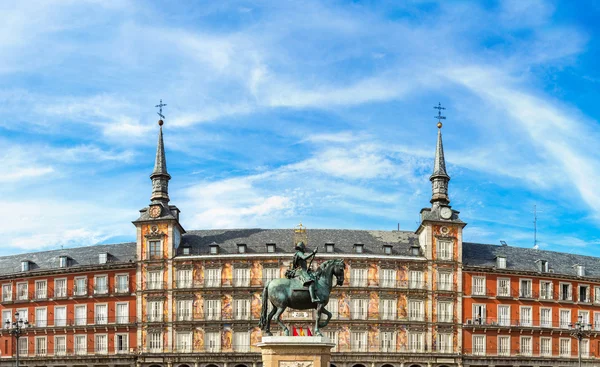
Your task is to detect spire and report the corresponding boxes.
[150,118,171,204]
[430,103,450,206]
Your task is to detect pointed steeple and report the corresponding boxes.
[150,119,171,204]
[430,104,450,206]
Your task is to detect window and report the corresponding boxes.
[520,306,532,327]
[205,268,221,287]
[472,276,485,295]
[381,298,397,320]
[233,299,250,320]
[54,336,66,356]
[540,308,552,328]
[579,310,590,329]
[148,271,162,290]
[540,281,553,300]
[472,335,485,356]
[182,247,190,255]
[579,285,590,303]
[209,244,219,255]
[116,275,129,293]
[539,260,549,272]
[206,332,220,352]
[540,337,552,356]
[18,337,28,356]
[74,335,87,355]
[94,275,108,294]
[54,279,66,298]
[95,304,108,325]
[381,331,396,352]
[351,331,367,352]
[409,270,424,289]
[21,261,29,272]
[473,304,486,324]
[595,312,600,331]
[497,278,510,297]
[350,268,367,287]
[581,339,590,358]
[437,333,451,353]
[2,310,10,325]
[94,334,107,354]
[325,243,335,253]
[35,308,47,327]
[99,253,107,264]
[380,269,396,288]
[325,331,338,352]
[59,256,68,268]
[437,240,452,260]
[354,244,364,254]
[116,302,129,324]
[74,305,87,325]
[35,337,46,356]
[177,299,193,321]
[351,298,368,320]
[498,305,510,326]
[149,240,161,259]
[266,243,276,253]
[233,267,250,287]
[1,284,11,302]
[176,332,192,352]
[148,301,163,322]
[54,306,66,327]
[148,332,162,352]
[560,283,572,301]
[263,267,279,285]
[383,245,392,255]
[520,336,532,356]
[177,269,192,288]
[408,300,424,321]
[205,299,221,320]
[35,280,47,299]
[577,265,585,277]
[560,309,571,328]
[116,334,128,354]
[438,301,453,323]
[237,244,246,253]
[519,279,532,298]
[496,256,506,269]
[559,338,571,357]
[16,282,27,301]
[328,298,338,318]
[408,332,424,352]
[498,336,510,356]
[438,272,452,291]
[595,286,600,303]
[233,331,250,352]
[74,277,87,296]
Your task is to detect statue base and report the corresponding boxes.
[257,336,335,367]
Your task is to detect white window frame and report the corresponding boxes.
[409,270,424,289]
[95,334,108,354]
[497,278,510,297]
[380,269,396,288]
[74,334,87,355]
[408,300,424,321]
[54,278,67,298]
[16,282,28,301]
[18,336,28,356]
[351,298,368,320]
[176,331,192,352]
[233,267,250,287]
[519,278,532,298]
[2,283,12,302]
[439,272,452,291]
[472,334,485,356]
[148,271,163,290]
[437,333,451,353]
[380,298,397,320]
[540,280,553,300]
[95,303,108,325]
[498,335,510,356]
[473,304,486,324]
[520,306,532,327]
[116,302,129,324]
[35,280,47,300]
[437,240,452,260]
[559,282,572,301]
[350,268,367,287]
[205,268,221,287]
[438,301,453,323]
[205,299,221,320]
[115,273,129,293]
[115,333,129,354]
[148,332,163,352]
[351,331,367,352]
[559,338,571,357]
[233,331,250,353]
[560,309,571,329]
[520,336,532,356]
[177,269,192,288]
[498,305,510,326]
[147,300,163,322]
[472,276,486,295]
[177,299,193,321]
[54,335,66,356]
[35,336,47,356]
[233,298,250,320]
[74,277,87,296]
[540,307,552,328]
[74,305,87,326]
[35,307,47,327]
[94,275,108,295]
[540,336,552,357]
[206,331,220,352]
[408,332,424,352]
[54,306,67,327]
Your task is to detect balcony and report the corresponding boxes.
[145,281,166,291]
[73,285,88,297]
[26,316,137,328]
[20,347,138,357]
[464,317,586,330]
[93,285,109,296]
[53,289,68,299]
[113,285,130,294]
[463,347,591,359]
[436,282,457,292]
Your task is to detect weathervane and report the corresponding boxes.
[155,99,167,120]
[434,102,446,128]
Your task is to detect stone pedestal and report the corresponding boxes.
[257,336,335,367]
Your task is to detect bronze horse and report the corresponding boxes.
[259,259,345,336]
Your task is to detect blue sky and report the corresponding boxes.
[2,0,600,255]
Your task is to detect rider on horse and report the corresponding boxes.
[292,241,320,303]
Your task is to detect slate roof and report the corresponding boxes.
[463,242,600,278]
[178,229,420,257]
[0,243,136,277]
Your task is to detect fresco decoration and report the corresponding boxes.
[222,294,233,319]
[398,265,407,287]
[250,327,262,352]
[397,294,407,318]
[368,325,379,350]
[194,328,205,351]
[193,263,204,286]
[142,329,147,352]
[338,326,350,352]
[368,292,379,319]
[339,292,350,319]
[250,261,263,286]
[432,328,438,351]
[343,263,350,285]
[251,292,262,319]
[193,294,204,320]
[396,326,407,352]
[222,328,233,352]
[222,263,233,286]
[368,263,379,286]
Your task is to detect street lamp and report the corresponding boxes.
[570,314,591,367]
[4,312,29,367]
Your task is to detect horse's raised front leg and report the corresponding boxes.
[318,307,332,329]
[265,303,277,336]
[314,303,324,336]
[274,306,289,336]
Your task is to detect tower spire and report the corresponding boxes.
[150,106,171,204]
[430,103,450,206]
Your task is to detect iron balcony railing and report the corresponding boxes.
[463,347,593,359]
[465,317,596,330]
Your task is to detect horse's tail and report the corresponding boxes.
[258,282,269,329]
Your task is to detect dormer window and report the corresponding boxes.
[209,242,219,255]
[354,243,364,254]
[21,261,29,272]
[537,260,548,273]
[59,256,68,268]
[411,244,421,256]
[496,256,506,269]
[266,243,276,253]
[99,253,108,264]
[182,247,190,255]
[325,243,335,253]
[237,244,247,254]
[577,265,585,277]
[383,244,392,255]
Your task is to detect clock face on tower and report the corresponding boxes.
[149,205,162,218]
[440,206,452,220]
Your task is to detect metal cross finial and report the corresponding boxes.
[155,99,167,120]
[434,102,446,122]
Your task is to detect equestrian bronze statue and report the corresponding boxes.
[258,242,345,337]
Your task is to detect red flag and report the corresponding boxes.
[292,326,299,336]
[307,327,313,336]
